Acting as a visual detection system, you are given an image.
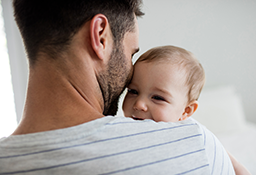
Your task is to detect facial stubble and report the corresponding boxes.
[98,44,133,116]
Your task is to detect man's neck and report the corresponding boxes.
[12,57,104,135]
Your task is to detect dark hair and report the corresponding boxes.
[137,45,205,102]
[13,0,144,64]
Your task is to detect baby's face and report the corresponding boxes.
[122,61,189,122]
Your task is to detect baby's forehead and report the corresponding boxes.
[135,59,189,85]
[135,58,185,71]
[136,54,183,65]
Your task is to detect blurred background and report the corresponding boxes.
[132,0,256,124]
[0,0,256,172]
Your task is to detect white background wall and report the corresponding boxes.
[2,0,256,124]
[2,0,28,123]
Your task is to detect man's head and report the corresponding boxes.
[13,0,144,116]
[13,0,144,65]
[122,45,205,122]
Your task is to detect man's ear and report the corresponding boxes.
[179,100,199,121]
[90,14,113,61]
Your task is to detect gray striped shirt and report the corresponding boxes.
[0,116,235,175]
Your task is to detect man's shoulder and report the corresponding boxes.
[0,116,213,174]
[0,116,203,146]
[103,116,205,147]
[106,116,202,135]
[107,115,199,127]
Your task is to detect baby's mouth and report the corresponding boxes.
[131,115,143,120]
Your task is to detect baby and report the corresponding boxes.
[122,45,251,175]
[122,45,204,122]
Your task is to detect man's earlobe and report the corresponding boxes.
[90,14,112,61]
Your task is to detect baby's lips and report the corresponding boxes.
[132,115,144,120]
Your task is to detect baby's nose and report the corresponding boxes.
[133,98,148,112]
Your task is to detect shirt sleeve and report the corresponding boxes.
[196,119,235,175]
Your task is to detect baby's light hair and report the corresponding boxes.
[136,45,205,103]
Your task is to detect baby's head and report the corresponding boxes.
[122,45,205,122]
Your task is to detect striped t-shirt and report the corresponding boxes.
[0,116,235,175]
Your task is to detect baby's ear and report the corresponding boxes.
[179,100,199,121]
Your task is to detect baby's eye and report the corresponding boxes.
[127,88,138,95]
[152,95,165,101]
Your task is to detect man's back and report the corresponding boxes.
[0,116,234,175]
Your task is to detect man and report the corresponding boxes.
[0,0,235,174]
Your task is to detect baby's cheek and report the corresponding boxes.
[155,110,179,122]
[122,100,131,116]
[122,98,128,109]
[122,107,129,117]
[151,110,167,122]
